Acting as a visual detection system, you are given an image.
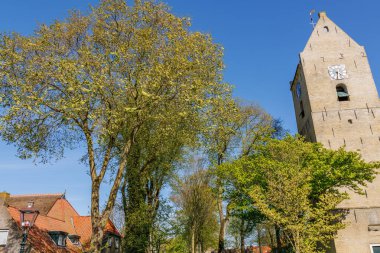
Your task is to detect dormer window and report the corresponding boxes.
[103,233,121,249]
[48,231,68,247]
[68,234,81,245]
[115,237,120,249]
[107,236,113,247]
[336,84,349,101]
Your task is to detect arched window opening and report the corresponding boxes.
[299,101,305,118]
[336,84,349,101]
[323,26,329,32]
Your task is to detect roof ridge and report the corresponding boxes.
[43,214,68,223]
[11,193,63,197]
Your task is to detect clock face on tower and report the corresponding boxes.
[328,64,347,80]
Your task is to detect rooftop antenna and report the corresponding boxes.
[309,9,316,29]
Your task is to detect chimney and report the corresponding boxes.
[0,192,10,206]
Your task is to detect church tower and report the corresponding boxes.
[290,12,380,253]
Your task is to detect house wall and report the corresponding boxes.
[0,193,22,253]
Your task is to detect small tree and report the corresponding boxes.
[221,135,378,253]
[227,214,256,253]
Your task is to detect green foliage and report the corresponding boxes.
[120,103,197,251]
[165,236,188,253]
[201,100,275,252]
[219,135,378,253]
[171,169,219,252]
[149,201,173,252]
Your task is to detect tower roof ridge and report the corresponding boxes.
[302,12,362,54]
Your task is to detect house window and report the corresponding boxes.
[108,236,113,247]
[336,84,349,101]
[48,231,68,247]
[323,26,329,32]
[371,244,380,253]
[115,237,120,249]
[0,230,9,246]
[68,235,80,245]
[58,235,65,246]
[104,235,121,248]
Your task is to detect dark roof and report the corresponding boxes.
[7,193,63,215]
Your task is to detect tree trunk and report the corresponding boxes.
[217,209,226,253]
[257,226,262,253]
[217,182,228,253]
[88,134,134,253]
[240,219,245,253]
[191,227,196,253]
[89,181,103,253]
[217,153,227,253]
[275,225,281,253]
[267,225,275,251]
[295,231,300,253]
[124,166,150,252]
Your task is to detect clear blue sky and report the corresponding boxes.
[1,0,379,215]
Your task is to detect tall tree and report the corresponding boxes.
[203,100,275,252]
[120,115,193,252]
[172,169,219,253]
[221,136,378,253]
[0,0,230,251]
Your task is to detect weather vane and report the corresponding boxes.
[309,9,316,29]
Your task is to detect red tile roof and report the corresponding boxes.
[6,193,120,252]
[7,193,62,215]
[73,216,120,246]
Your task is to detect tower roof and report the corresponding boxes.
[302,11,362,54]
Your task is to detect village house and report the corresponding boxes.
[0,192,121,253]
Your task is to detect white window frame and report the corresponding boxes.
[115,237,120,249]
[370,244,380,253]
[0,230,9,246]
[57,234,66,247]
[107,236,113,247]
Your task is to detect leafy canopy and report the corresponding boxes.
[219,135,378,253]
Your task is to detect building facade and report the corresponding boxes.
[290,12,380,253]
[0,192,121,253]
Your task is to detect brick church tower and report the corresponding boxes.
[290,12,380,253]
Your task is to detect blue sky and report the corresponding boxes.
[1,0,380,215]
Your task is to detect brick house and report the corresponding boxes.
[0,192,121,253]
